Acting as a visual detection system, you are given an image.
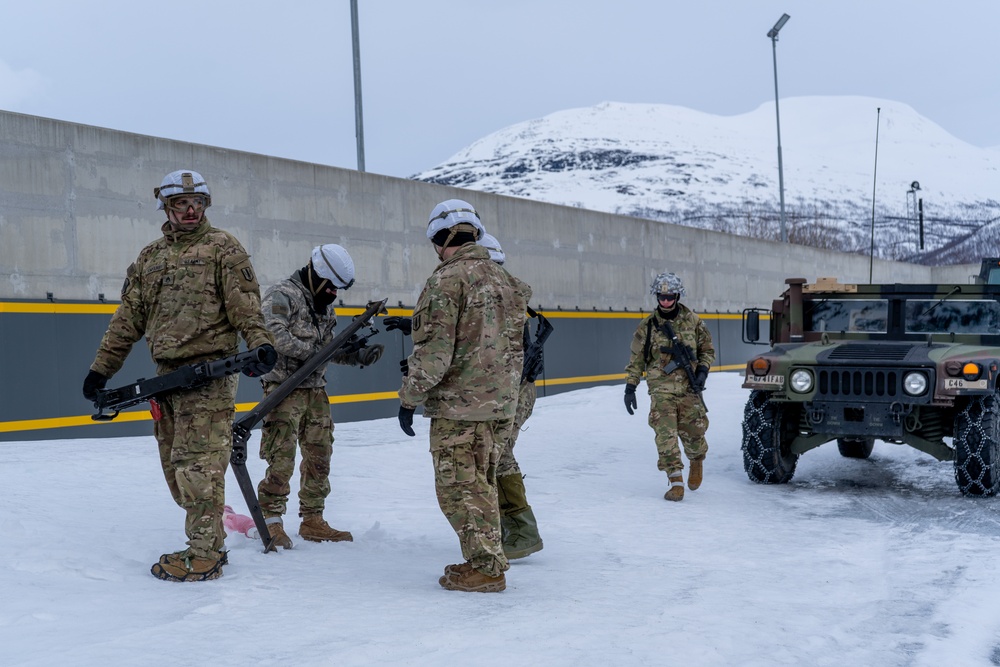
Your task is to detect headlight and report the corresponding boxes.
[789,369,814,393]
[903,371,928,396]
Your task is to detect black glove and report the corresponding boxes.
[624,384,637,415]
[693,365,709,392]
[244,344,278,377]
[358,344,384,368]
[383,316,412,336]
[341,334,368,354]
[399,359,409,376]
[82,370,108,401]
[398,405,416,436]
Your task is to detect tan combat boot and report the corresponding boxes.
[266,520,294,549]
[688,456,705,490]
[299,515,354,543]
[151,550,224,582]
[665,472,685,501]
[439,563,506,593]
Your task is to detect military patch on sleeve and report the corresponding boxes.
[227,253,260,292]
[271,292,291,316]
[413,314,421,331]
[121,263,137,296]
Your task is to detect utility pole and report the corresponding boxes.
[350,0,366,172]
[767,13,790,243]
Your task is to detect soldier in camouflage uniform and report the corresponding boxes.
[624,272,715,501]
[82,170,276,582]
[396,200,523,593]
[257,244,383,548]
[478,233,545,560]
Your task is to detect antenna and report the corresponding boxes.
[868,107,881,283]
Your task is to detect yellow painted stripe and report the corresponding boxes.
[0,302,765,322]
[0,302,120,314]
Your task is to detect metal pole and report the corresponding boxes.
[868,107,881,283]
[350,0,366,172]
[769,20,788,243]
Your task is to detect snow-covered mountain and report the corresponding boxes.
[414,98,1000,264]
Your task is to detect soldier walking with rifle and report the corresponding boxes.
[623,272,714,502]
[256,244,383,548]
[82,169,277,582]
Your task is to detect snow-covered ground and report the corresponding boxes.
[5,372,1000,666]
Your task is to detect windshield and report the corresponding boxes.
[905,299,1000,334]
[804,299,888,333]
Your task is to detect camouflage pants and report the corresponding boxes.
[257,385,334,519]
[497,381,537,479]
[430,417,511,578]
[152,374,237,559]
[648,391,709,474]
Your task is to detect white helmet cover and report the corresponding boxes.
[311,243,355,289]
[426,199,486,241]
[477,232,505,264]
[649,272,686,297]
[155,170,212,210]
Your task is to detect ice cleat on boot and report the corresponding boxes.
[299,515,354,543]
[503,509,544,560]
[665,472,685,501]
[439,563,506,593]
[688,457,704,490]
[151,550,224,582]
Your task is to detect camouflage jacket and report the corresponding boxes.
[259,271,339,388]
[625,304,715,395]
[505,268,532,383]
[90,218,273,377]
[399,243,523,420]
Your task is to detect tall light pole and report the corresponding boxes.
[767,13,790,243]
[350,0,366,172]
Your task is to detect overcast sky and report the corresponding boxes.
[3,1,997,179]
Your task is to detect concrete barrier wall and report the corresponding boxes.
[1,111,976,313]
[0,110,980,441]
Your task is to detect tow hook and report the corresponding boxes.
[889,402,912,424]
[805,402,825,425]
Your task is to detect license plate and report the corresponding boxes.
[745,374,785,386]
[944,378,989,390]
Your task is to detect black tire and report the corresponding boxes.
[837,437,875,459]
[953,394,1000,496]
[742,389,798,484]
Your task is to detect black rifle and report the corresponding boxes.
[660,320,708,412]
[91,346,274,421]
[522,308,554,384]
[230,298,388,552]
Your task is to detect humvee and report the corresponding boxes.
[741,274,1000,496]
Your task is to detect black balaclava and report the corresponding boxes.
[300,264,337,314]
[657,299,680,321]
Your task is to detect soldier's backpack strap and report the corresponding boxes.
[643,317,655,364]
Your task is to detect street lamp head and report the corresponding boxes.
[767,13,790,39]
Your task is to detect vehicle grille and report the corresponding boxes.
[817,368,901,398]
[825,344,914,361]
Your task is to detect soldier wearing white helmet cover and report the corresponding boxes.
[256,244,383,548]
[624,272,715,501]
[393,199,523,593]
[83,169,276,582]
[477,232,546,560]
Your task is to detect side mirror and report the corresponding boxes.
[743,308,766,344]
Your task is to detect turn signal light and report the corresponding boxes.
[750,357,770,376]
[963,362,982,381]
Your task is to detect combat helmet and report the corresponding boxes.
[478,232,505,264]
[154,170,211,210]
[649,272,686,298]
[311,244,355,289]
[426,199,486,243]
